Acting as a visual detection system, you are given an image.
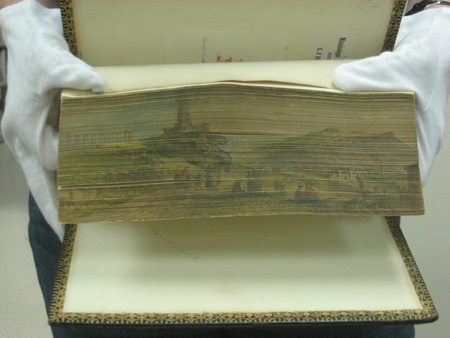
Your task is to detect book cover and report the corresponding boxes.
[49,216,438,326]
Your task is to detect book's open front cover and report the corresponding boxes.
[51,0,438,328]
[61,0,406,66]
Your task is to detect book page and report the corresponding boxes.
[77,60,352,94]
[69,0,403,66]
[63,216,423,314]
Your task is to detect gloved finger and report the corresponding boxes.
[22,27,105,97]
[333,47,433,98]
[48,53,106,93]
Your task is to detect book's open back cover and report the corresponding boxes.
[49,216,438,326]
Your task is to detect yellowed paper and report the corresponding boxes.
[70,0,400,66]
[80,60,351,94]
[64,216,422,314]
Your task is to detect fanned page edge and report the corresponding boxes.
[62,60,352,97]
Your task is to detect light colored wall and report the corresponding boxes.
[402,100,450,338]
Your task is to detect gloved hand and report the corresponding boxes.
[0,0,105,240]
[334,7,450,186]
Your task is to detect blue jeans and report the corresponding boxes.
[28,194,414,338]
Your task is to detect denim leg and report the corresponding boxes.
[28,193,61,313]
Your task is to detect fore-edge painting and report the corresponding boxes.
[57,84,424,224]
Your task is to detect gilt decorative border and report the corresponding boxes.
[49,217,438,327]
[382,0,407,51]
[60,0,79,57]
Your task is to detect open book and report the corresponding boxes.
[52,0,438,329]
[57,61,423,224]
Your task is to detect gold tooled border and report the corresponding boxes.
[60,0,79,57]
[382,0,407,51]
[49,217,438,327]
[61,0,406,58]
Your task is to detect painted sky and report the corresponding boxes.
[60,86,417,150]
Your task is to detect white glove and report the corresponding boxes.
[0,0,105,240]
[334,8,450,186]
